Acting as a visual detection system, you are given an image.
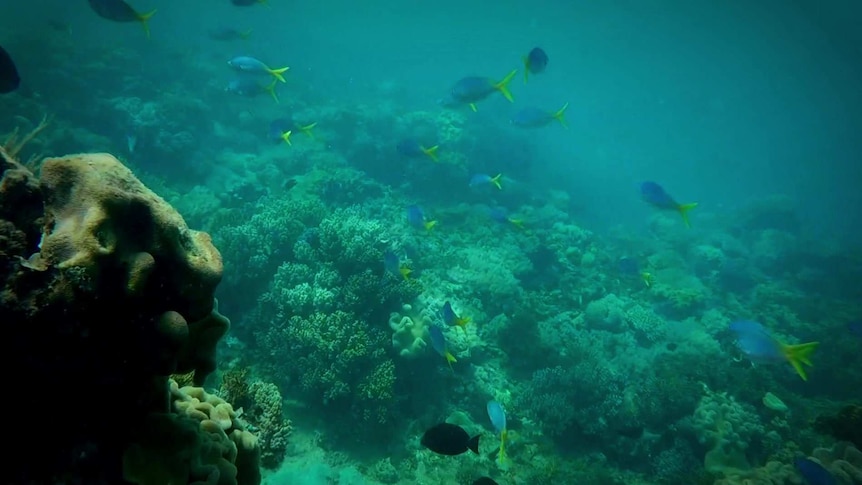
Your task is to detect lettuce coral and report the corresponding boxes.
[691,387,764,474]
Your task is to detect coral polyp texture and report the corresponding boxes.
[1,149,247,484]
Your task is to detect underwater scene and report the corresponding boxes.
[1,0,861,484]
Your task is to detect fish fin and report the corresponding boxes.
[424,220,438,231]
[781,341,819,381]
[509,218,525,230]
[470,103,477,112]
[268,66,290,83]
[457,317,471,332]
[494,69,517,102]
[299,122,317,138]
[467,434,480,454]
[399,266,412,280]
[678,202,698,227]
[421,144,439,162]
[264,79,279,103]
[553,102,569,128]
[490,173,502,190]
[280,130,293,146]
[137,9,156,39]
[522,56,530,84]
[498,431,507,463]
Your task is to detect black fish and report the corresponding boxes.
[523,47,548,83]
[0,46,20,94]
[283,178,297,191]
[473,478,499,485]
[420,423,480,456]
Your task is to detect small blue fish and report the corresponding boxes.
[407,205,437,231]
[226,77,278,103]
[442,301,470,332]
[523,47,548,83]
[489,207,523,229]
[640,181,698,227]
[469,173,502,190]
[397,138,439,162]
[208,26,252,41]
[848,321,862,339]
[428,325,456,369]
[729,320,819,381]
[227,56,289,83]
[511,103,568,129]
[87,0,156,38]
[448,70,517,111]
[617,257,654,287]
[486,400,508,463]
[794,458,836,485]
[383,250,411,280]
[268,117,316,145]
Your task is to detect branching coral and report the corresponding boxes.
[691,387,765,474]
[248,381,292,468]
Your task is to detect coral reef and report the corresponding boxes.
[1,148,247,483]
[248,381,292,468]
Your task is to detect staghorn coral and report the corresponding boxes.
[248,381,292,468]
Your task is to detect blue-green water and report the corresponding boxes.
[1,1,861,484]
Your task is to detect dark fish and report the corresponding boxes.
[283,178,297,191]
[0,46,20,94]
[420,423,480,456]
[87,0,156,37]
[640,181,698,227]
[849,321,862,339]
[473,478,499,485]
[523,47,548,83]
[794,457,836,485]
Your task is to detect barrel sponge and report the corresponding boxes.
[37,152,222,319]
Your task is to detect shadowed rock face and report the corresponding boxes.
[1,150,256,485]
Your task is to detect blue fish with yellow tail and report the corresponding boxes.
[729,320,819,381]
[489,207,524,229]
[448,70,517,111]
[383,250,411,280]
[442,301,470,333]
[470,173,503,190]
[397,138,439,162]
[88,0,156,38]
[428,325,456,369]
[640,181,697,227]
[407,205,437,231]
[228,56,289,83]
[523,47,548,83]
[511,102,568,129]
[486,400,508,464]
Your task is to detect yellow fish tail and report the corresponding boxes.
[280,130,293,145]
[782,341,819,381]
[678,202,698,227]
[423,220,438,231]
[399,266,412,280]
[554,102,569,128]
[137,9,156,39]
[490,173,503,190]
[494,69,517,102]
[268,66,289,83]
[299,122,317,138]
[264,79,279,104]
[422,144,439,162]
